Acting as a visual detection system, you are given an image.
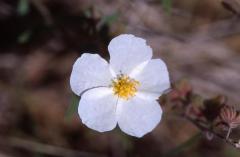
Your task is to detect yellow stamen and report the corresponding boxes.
[112,74,140,100]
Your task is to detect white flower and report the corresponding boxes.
[70,34,170,137]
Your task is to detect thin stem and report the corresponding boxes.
[226,127,233,140]
[184,116,238,148]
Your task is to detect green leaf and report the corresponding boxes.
[17,0,30,16]
[97,12,119,30]
[83,8,92,18]
[18,30,31,44]
[224,145,240,157]
[65,95,79,122]
[163,133,201,157]
[162,0,172,13]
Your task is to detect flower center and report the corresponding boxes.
[112,74,140,100]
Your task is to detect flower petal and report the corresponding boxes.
[117,96,162,137]
[70,53,112,96]
[108,34,152,75]
[132,59,170,99]
[78,87,118,132]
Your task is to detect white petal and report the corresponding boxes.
[108,34,152,75]
[117,96,162,137]
[136,91,160,101]
[133,59,170,98]
[78,87,118,132]
[70,53,112,96]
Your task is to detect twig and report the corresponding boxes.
[226,127,233,140]
[185,116,238,148]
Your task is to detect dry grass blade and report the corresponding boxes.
[0,136,107,157]
[221,0,240,15]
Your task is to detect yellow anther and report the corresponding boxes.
[112,74,140,100]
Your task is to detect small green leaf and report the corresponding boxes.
[65,95,79,122]
[163,133,201,157]
[18,30,31,44]
[224,144,240,157]
[97,12,119,30]
[17,0,30,16]
[162,0,172,13]
[83,8,92,18]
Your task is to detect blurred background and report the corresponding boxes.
[0,0,240,156]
